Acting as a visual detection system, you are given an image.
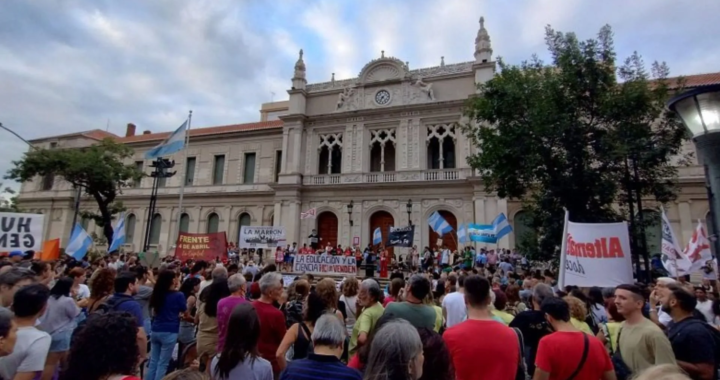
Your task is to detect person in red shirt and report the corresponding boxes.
[251,272,287,377]
[444,275,519,380]
[534,297,616,380]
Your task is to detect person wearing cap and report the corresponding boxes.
[8,251,23,264]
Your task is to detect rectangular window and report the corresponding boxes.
[41,174,54,191]
[49,142,57,149]
[133,161,143,187]
[213,155,225,185]
[243,153,256,184]
[185,157,196,186]
[274,151,282,182]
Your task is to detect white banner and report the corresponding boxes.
[560,220,633,287]
[0,212,44,251]
[293,254,357,275]
[238,226,286,249]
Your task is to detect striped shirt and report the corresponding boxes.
[279,354,362,380]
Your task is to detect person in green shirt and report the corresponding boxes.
[462,248,474,270]
[348,278,384,355]
[384,274,437,330]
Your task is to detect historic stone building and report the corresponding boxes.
[16,17,717,257]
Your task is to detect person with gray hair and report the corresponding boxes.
[0,307,16,357]
[251,271,287,377]
[384,274,436,329]
[508,282,555,376]
[279,313,362,380]
[199,265,229,293]
[349,278,385,356]
[363,319,424,380]
[217,274,248,351]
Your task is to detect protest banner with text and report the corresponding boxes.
[387,226,414,247]
[293,254,357,275]
[175,232,228,262]
[0,212,44,251]
[559,216,633,287]
[239,226,286,249]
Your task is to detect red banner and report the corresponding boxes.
[175,232,228,262]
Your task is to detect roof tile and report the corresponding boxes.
[117,119,284,144]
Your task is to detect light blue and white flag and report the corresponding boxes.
[144,120,189,160]
[428,211,453,236]
[493,213,513,241]
[467,213,513,244]
[108,213,125,253]
[373,227,382,245]
[457,224,467,244]
[66,223,93,261]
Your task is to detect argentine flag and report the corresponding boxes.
[66,223,93,261]
[457,224,467,244]
[372,227,382,245]
[428,211,453,236]
[108,213,126,253]
[492,213,513,240]
[145,120,188,160]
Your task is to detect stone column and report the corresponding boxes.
[273,203,282,227]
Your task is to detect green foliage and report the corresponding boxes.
[5,139,144,243]
[0,183,19,212]
[462,25,688,261]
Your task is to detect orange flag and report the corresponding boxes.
[40,239,60,261]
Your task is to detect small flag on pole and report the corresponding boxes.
[66,223,93,261]
[457,224,467,244]
[492,213,513,241]
[145,120,189,160]
[300,208,317,219]
[660,207,692,277]
[108,213,126,253]
[428,211,453,236]
[683,220,713,274]
[373,227,382,245]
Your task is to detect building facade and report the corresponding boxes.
[16,17,717,257]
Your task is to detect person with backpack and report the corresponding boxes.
[106,271,148,363]
[663,284,718,380]
[146,270,186,380]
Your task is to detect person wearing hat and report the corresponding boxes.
[8,251,23,264]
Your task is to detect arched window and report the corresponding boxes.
[149,213,162,245]
[179,213,190,234]
[207,213,220,233]
[80,217,90,230]
[237,213,251,238]
[125,214,136,244]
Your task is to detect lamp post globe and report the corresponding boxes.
[667,84,720,265]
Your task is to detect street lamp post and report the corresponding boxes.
[406,199,413,226]
[667,85,720,270]
[347,201,354,227]
[142,158,176,252]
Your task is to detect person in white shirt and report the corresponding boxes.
[694,286,714,323]
[0,284,51,380]
[442,274,467,328]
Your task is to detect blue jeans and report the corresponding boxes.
[145,331,177,380]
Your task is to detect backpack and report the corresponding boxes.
[73,296,134,339]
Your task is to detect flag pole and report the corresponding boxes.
[175,110,192,243]
[558,208,569,289]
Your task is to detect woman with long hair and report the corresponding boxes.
[211,303,272,380]
[68,267,90,307]
[196,278,230,371]
[588,286,608,325]
[363,320,424,380]
[39,277,80,380]
[563,295,593,335]
[283,280,310,329]
[316,278,344,324]
[276,292,326,367]
[60,312,141,380]
[339,277,359,336]
[178,277,201,346]
[87,268,115,313]
[417,328,453,380]
[504,284,526,316]
[146,270,187,380]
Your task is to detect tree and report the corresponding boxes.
[462,25,687,261]
[0,183,19,212]
[6,139,143,244]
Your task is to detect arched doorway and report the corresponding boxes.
[317,212,339,249]
[428,210,457,252]
[370,211,395,256]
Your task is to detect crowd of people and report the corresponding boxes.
[0,246,717,380]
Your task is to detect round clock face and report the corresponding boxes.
[375,90,391,105]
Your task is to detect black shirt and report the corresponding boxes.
[509,309,552,376]
[668,317,716,380]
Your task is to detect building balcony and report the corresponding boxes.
[302,168,473,186]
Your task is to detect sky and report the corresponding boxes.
[2,0,720,192]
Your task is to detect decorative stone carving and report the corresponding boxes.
[398,172,421,181]
[413,76,435,101]
[449,199,463,208]
[293,49,306,80]
[336,86,356,109]
[384,200,400,209]
[422,199,439,208]
[474,17,493,62]
[365,64,402,82]
[343,175,361,183]
[53,209,63,221]
[363,200,379,210]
